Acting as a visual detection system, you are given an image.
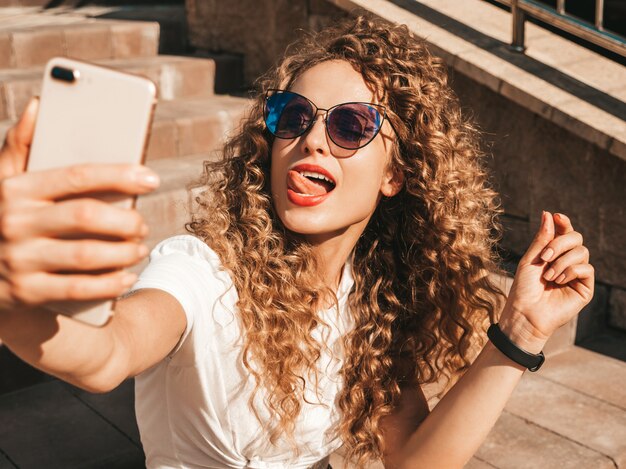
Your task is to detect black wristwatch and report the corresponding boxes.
[487,323,545,372]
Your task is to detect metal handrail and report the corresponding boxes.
[493,0,625,57]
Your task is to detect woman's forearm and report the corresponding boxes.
[397,314,546,469]
[0,307,124,392]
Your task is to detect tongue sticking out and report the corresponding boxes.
[287,170,333,196]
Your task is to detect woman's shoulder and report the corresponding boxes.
[149,234,223,268]
[141,234,235,294]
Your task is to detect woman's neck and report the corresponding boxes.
[306,217,369,292]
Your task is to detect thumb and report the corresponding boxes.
[520,211,555,266]
[13,96,39,150]
[1,96,39,175]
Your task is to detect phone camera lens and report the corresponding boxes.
[51,66,79,83]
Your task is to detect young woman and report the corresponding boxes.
[0,16,594,469]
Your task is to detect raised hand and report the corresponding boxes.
[499,211,594,353]
[0,96,160,313]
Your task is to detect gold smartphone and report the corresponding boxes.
[26,57,158,326]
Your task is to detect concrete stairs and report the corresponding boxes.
[467,347,626,469]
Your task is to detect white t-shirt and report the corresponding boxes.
[129,235,355,469]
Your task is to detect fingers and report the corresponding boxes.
[572,264,595,301]
[1,163,160,202]
[520,211,555,266]
[542,245,589,283]
[14,97,39,148]
[553,212,574,236]
[4,270,138,305]
[546,262,593,287]
[553,264,595,303]
[538,214,587,282]
[539,230,584,263]
[0,238,148,277]
[535,211,595,301]
[0,97,39,177]
[0,198,147,241]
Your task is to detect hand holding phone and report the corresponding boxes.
[0,57,159,326]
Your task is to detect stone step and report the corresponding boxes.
[146,95,249,160]
[475,411,616,469]
[0,54,217,120]
[87,4,188,56]
[327,346,625,469]
[0,16,160,69]
[0,378,144,467]
[186,50,245,95]
[0,94,249,164]
[473,345,626,468]
[0,0,49,7]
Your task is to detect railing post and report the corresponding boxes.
[595,0,604,30]
[511,0,526,52]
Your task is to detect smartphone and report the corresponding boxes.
[26,57,157,326]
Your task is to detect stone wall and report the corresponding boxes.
[185,0,349,84]
[450,70,626,336]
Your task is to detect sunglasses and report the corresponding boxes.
[264,89,391,150]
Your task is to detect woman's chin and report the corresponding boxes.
[276,211,335,236]
[282,218,333,236]
[273,200,373,241]
[279,214,366,245]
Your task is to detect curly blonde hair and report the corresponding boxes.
[186,14,508,466]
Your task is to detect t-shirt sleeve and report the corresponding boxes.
[128,234,228,358]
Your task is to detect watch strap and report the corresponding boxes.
[487,323,545,372]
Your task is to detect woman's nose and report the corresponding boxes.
[300,114,330,156]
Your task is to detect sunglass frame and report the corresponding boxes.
[264,89,390,150]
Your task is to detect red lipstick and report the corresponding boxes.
[287,164,336,207]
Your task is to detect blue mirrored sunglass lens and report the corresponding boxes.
[265,92,312,137]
